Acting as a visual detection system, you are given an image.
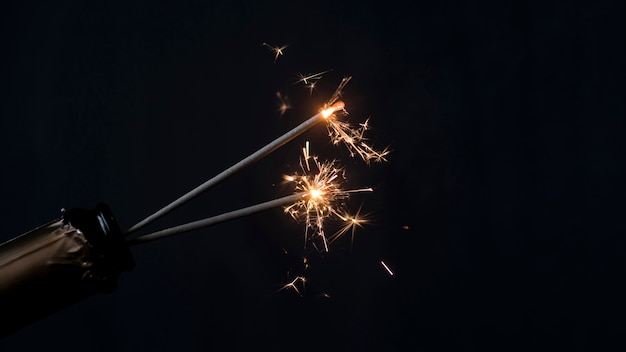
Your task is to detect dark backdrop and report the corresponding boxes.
[1,1,624,351]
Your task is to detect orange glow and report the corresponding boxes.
[321,100,345,118]
[309,189,323,199]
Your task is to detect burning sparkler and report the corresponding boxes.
[127,192,309,245]
[317,76,390,163]
[328,203,370,247]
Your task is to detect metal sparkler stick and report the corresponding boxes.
[127,192,308,245]
[126,102,345,235]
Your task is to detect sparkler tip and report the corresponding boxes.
[321,100,345,119]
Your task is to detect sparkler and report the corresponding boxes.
[128,141,373,248]
[125,72,389,300]
[327,204,369,246]
[126,82,348,235]
[276,91,291,116]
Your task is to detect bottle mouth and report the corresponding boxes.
[62,203,135,274]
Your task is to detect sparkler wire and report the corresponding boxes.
[127,192,308,245]
[126,110,331,235]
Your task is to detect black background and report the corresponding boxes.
[1,1,625,351]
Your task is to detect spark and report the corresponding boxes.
[276,91,291,116]
[325,76,351,107]
[294,69,333,94]
[277,275,306,296]
[328,204,371,246]
[319,77,391,164]
[381,261,394,276]
[262,42,289,63]
[127,193,308,245]
[294,70,332,85]
[283,143,372,252]
[325,116,390,163]
[304,81,317,95]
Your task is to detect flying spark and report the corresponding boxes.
[295,70,332,85]
[125,78,354,235]
[276,91,291,116]
[262,42,289,63]
[277,275,306,296]
[328,204,370,247]
[294,69,332,94]
[381,261,394,276]
[304,81,317,95]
